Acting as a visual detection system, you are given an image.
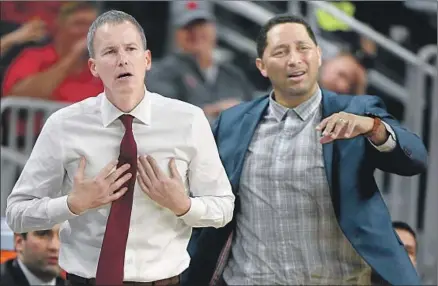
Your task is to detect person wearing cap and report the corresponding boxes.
[146,1,254,121]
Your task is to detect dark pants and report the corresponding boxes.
[218,273,390,286]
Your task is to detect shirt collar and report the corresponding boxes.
[100,86,151,127]
[268,87,322,122]
[17,259,56,286]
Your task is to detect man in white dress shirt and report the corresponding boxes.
[6,10,235,286]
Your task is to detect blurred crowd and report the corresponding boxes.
[1,2,101,102]
[0,1,435,285]
[2,1,434,116]
[0,1,384,114]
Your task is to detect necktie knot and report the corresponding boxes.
[119,114,134,131]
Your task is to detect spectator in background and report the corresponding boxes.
[315,1,377,69]
[319,52,367,95]
[0,19,48,96]
[147,1,254,121]
[0,225,64,286]
[0,19,47,59]
[2,2,102,102]
[393,221,418,268]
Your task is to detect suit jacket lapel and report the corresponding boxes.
[56,276,65,286]
[10,259,65,286]
[11,259,31,286]
[229,98,269,191]
[322,90,337,197]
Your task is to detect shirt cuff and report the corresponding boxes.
[47,195,79,223]
[368,121,397,152]
[178,197,206,226]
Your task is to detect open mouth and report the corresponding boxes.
[287,71,306,78]
[117,72,133,79]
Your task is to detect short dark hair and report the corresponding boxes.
[18,233,28,239]
[393,221,417,241]
[17,230,55,240]
[256,14,318,58]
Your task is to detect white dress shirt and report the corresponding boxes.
[6,89,235,282]
[17,259,56,286]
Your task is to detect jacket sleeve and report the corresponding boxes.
[365,96,428,176]
[212,112,222,140]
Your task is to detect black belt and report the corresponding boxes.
[66,273,180,285]
[67,273,95,285]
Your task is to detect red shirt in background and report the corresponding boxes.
[2,44,103,102]
[0,1,63,36]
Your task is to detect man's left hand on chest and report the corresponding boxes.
[137,155,191,216]
[316,112,389,145]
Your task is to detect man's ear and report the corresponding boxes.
[145,50,152,71]
[14,234,25,253]
[88,58,99,78]
[256,58,268,78]
[317,46,322,67]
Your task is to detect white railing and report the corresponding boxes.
[0,97,68,216]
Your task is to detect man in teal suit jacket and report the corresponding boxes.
[185,14,427,285]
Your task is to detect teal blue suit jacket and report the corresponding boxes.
[185,90,427,285]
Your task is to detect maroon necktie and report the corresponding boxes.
[96,114,137,285]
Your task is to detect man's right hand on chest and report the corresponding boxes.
[67,157,132,215]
